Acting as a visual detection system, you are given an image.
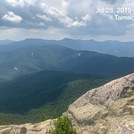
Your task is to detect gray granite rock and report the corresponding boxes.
[67,73,134,134]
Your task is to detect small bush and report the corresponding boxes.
[20,127,27,134]
[49,116,77,134]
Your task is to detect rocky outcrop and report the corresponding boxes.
[0,73,134,134]
[0,120,53,134]
[67,73,134,134]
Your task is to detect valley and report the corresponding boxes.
[0,71,108,124]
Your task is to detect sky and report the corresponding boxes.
[0,0,134,41]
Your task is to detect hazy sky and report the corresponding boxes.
[0,0,134,41]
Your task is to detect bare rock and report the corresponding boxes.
[67,73,134,134]
[0,119,53,134]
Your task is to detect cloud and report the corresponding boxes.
[0,0,92,28]
[61,0,69,15]
[6,0,24,7]
[66,15,92,27]
[37,0,92,28]
[37,14,52,22]
[0,0,133,41]
[100,0,123,4]
[2,12,22,23]
[71,21,84,27]
[81,14,92,23]
[6,0,35,7]
[48,7,61,17]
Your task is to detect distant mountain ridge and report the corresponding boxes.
[0,39,13,45]
[0,45,134,80]
[0,38,134,57]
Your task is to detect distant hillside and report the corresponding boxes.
[0,39,13,45]
[0,45,75,80]
[0,71,108,124]
[0,45,134,80]
[60,38,134,57]
[0,38,134,57]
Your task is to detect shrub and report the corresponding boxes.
[49,116,77,134]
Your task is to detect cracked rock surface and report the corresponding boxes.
[67,73,134,134]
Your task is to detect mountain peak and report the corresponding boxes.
[62,37,73,40]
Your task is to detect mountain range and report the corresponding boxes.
[0,38,134,126]
[0,44,134,80]
[0,38,134,57]
[0,39,13,45]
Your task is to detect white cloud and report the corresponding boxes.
[2,12,22,23]
[66,15,92,27]
[71,21,84,27]
[58,17,72,27]
[61,0,68,15]
[37,1,91,28]
[61,0,68,8]
[25,0,36,6]
[6,0,24,7]
[48,7,62,17]
[0,0,134,41]
[6,0,36,7]
[37,22,45,26]
[81,14,92,23]
[39,2,48,11]
[37,14,52,22]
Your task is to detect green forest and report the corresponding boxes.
[0,71,108,124]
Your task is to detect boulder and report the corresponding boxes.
[67,73,134,134]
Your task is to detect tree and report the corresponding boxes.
[49,116,77,134]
